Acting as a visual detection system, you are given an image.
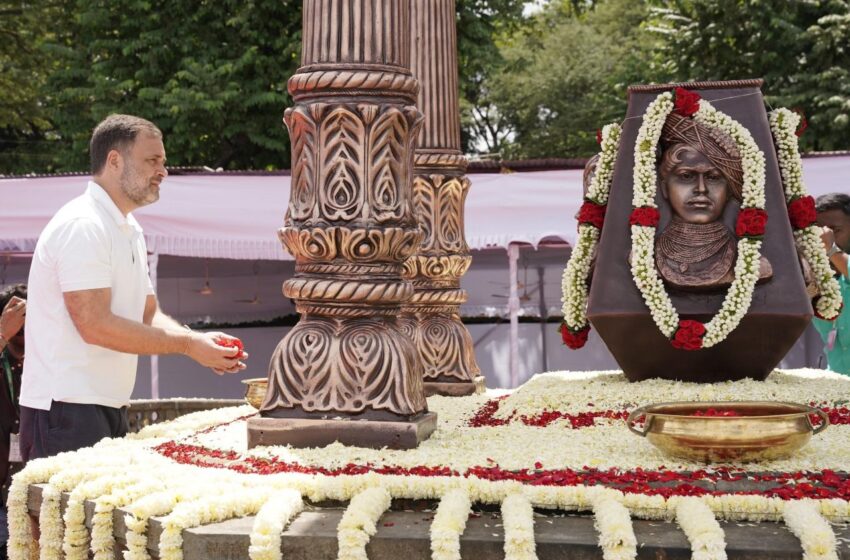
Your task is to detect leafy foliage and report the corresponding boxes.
[487,0,670,158]
[651,0,850,151]
[42,0,302,172]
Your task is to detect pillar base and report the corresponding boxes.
[424,376,486,397]
[247,412,438,450]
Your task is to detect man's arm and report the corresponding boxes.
[65,288,245,373]
[143,294,186,331]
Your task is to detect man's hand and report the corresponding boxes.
[821,225,836,250]
[184,331,248,375]
[0,296,26,340]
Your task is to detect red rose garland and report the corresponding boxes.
[671,320,706,351]
[673,87,700,117]
[560,323,590,350]
[787,195,817,230]
[735,208,768,238]
[629,207,660,228]
[577,200,607,229]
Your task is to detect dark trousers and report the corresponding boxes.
[19,401,128,462]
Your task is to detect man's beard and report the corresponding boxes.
[120,160,158,206]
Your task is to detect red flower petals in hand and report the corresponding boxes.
[560,323,590,350]
[577,201,607,229]
[629,206,660,228]
[788,195,817,230]
[673,87,701,117]
[671,320,705,351]
[216,337,245,359]
[735,208,768,238]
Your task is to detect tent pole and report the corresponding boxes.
[508,243,520,388]
[147,251,160,400]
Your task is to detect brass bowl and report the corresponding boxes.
[626,401,829,463]
[241,377,268,409]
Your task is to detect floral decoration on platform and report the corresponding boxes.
[560,122,622,348]
[9,369,850,560]
[769,107,843,321]
[631,88,767,349]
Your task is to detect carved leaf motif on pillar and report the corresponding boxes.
[436,176,469,253]
[284,106,318,222]
[264,317,426,415]
[370,106,409,223]
[320,107,366,221]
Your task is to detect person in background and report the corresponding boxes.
[19,114,248,463]
[813,193,850,374]
[0,283,27,560]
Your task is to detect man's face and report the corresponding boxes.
[818,208,850,253]
[119,133,167,208]
[661,147,729,224]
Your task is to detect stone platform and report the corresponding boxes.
[27,485,850,559]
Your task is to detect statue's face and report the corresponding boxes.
[661,147,729,224]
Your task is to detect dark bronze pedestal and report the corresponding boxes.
[587,80,811,382]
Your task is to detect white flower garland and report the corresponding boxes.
[783,500,838,560]
[248,489,304,560]
[159,490,267,560]
[7,370,850,560]
[674,497,727,560]
[592,492,638,560]
[769,108,842,320]
[502,492,537,560]
[430,488,472,560]
[560,123,622,334]
[337,486,392,560]
[631,91,766,347]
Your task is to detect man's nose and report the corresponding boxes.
[694,174,708,194]
[158,164,168,178]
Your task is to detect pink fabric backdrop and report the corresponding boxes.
[2,156,848,259]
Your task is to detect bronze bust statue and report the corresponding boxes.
[655,113,772,291]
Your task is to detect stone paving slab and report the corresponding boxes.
[25,484,850,559]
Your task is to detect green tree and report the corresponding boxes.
[652,0,850,150]
[0,0,67,173]
[456,0,525,153]
[42,0,302,172]
[487,0,670,158]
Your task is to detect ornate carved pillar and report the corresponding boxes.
[247,0,436,450]
[401,0,484,396]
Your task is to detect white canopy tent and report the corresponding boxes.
[2,154,849,394]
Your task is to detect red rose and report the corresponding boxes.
[577,200,607,229]
[735,208,768,238]
[596,129,603,145]
[216,337,245,359]
[629,206,661,228]
[673,87,701,117]
[560,323,590,350]
[788,195,817,230]
[794,109,808,137]
[670,320,706,351]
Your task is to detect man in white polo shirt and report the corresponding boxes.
[19,114,248,460]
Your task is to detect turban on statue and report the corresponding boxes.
[660,112,744,202]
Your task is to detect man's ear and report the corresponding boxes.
[105,149,123,174]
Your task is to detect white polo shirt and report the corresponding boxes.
[20,181,154,410]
